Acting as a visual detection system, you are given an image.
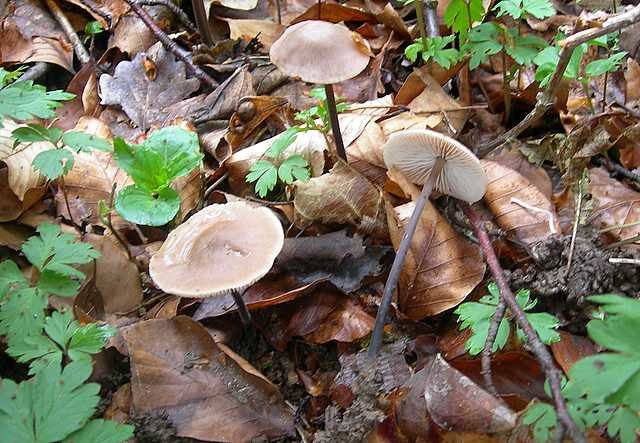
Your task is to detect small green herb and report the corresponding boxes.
[405,36,460,69]
[494,0,555,20]
[444,0,485,41]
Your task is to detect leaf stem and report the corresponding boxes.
[415,0,429,45]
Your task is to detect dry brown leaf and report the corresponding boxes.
[100,42,201,131]
[294,161,387,239]
[122,316,295,442]
[482,160,561,245]
[379,111,430,137]
[56,62,100,131]
[425,354,517,433]
[625,59,640,106]
[226,96,288,149]
[226,19,284,49]
[304,295,374,344]
[85,233,143,314]
[346,120,386,186]
[109,5,171,56]
[0,0,74,71]
[589,166,640,242]
[291,3,375,24]
[550,331,598,375]
[387,199,484,319]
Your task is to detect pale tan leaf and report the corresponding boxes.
[294,162,387,239]
[482,160,560,245]
[122,316,295,442]
[346,120,386,185]
[625,59,640,105]
[589,167,640,241]
[226,19,284,50]
[0,119,51,200]
[387,199,484,319]
[379,111,430,137]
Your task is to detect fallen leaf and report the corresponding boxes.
[291,3,375,24]
[99,42,201,131]
[625,59,640,106]
[56,62,100,130]
[226,19,284,49]
[387,199,484,319]
[589,166,640,242]
[86,233,143,314]
[550,331,598,375]
[274,229,390,293]
[425,354,517,433]
[122,316,295,442]
[482,160,561,246]
[346,120,387,185]
[0,0,74,71]
[226,96,288,149]
[109,5,171,56]
[294,161,387,239]
[208,0,258,12]
[304,294,374,344]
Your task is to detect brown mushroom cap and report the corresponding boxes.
[149,202,284,298]
[383,129,487,203]
[269,20,371,84]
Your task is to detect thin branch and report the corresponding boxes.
[566,171,586,275]
[125,0,218,89]
[477,4,640,153]
[609,257,640,265]
[510,197,558,234]
[18,62,49,82]
[135,0,197,33]
[191,0,215,46]
[459,202,587,443]
[424,0,439,37]
[481,299,507,395]
[44,0,91,64]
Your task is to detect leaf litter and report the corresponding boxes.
[2,0,640,441]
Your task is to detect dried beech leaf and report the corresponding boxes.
[550,331,598,375]
[304,295,374,344]
[291,3,375,24]
[86,233,143,314]
[226,19,284,49]
[482,160,560,245]
[99,42,200,130]
[0,119,51,200]
[589,167,640,241]
[425,354,517,433]
[346,120,387,185]
[294,162,387,239]
[387,200,484,319]
[122,316,295,442]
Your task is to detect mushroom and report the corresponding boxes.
[269,20,371,161]
[149,201,284,326]
[367,129,488,358]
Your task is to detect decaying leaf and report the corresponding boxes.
[122,316,295,442]
[274,229,390,293]
[99,42,200,130]
[550,331,598,375]
[589,167,640,242]
[346,120,387,185]
[425,354,517,433]
[226,19,284,49]
[387,199,484,319]
[482,160,561,245]
[294,162,387,239]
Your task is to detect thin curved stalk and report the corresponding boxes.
[231,289,253,328]
[367,157,445,358]
[324,84,347,161]
[192,0,214,46]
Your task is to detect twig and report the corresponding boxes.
[566,171,586,275]
[595,156,640,185]
[44,0,91,64]
[99,183,133,261]
[191,0,215,46]
[481,298,507,395]
[510,197,557,234]
[58,176,76,227]
[609,257,640,265]
[424,0,439,38]
[135,0,197,33]
[125,0,218,89]
[599,219,640,233]
[18,63,49,82]
[203,171,229,201]
[477,4,640,153]
[325,84,347,161]
[459,202,586,443]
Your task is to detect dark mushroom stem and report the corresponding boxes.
[192,0,214,46]
[324,84,348,162]
[231,289,253,328]
[368,157,446,359]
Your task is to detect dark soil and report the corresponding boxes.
[131,412,192,443]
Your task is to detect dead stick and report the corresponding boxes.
[125,0,218,89]
[191,0,214,46]
[459,202,586,443]
[135,0,197,33]
[44,0,91,64]
[481,298,507,395]
[477,4,640,153]
[424,0,439,37]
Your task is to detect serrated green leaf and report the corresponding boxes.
[32,148,75,180]
[0,67,27,87]
[522,312,560,345]
[494,0,554,19]
[36,270,80,297]
[83,21,104,35]
[62,131,111,153]
[63,419,134,443]
[465,23,503,69]
[404,41,423,63]
[607,406,640,443]
[454,297,510,355]
[115,184,180,226]
[506,32,548,66]
[0,80,74,125]
[585,51,627,77]
[0,260,27,299]
[521,402,557,443]
[265,127,301,158]
[444,0,485,41]
[12,124,62,145]
[278,154,310,184]
[588,294,640,318]
[246,160,278,197]
[0,287,47,345]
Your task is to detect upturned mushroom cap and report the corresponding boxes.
[383,129,487,203]
[149,201,284,297]
[269,20,371,84]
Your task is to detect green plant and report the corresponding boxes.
[114,125,203,226]
[245,87,341,198]
[493,0,555,20]
[454,282,560,355]
[0,68,74,126]
[444,0,485,41]
[405,35,461,69]
[522,295,640,443]
[0,223,134,442]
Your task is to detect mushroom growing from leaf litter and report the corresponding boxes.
[367,129,488,358]
[269,20,371,161]
[149,201,284,326]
